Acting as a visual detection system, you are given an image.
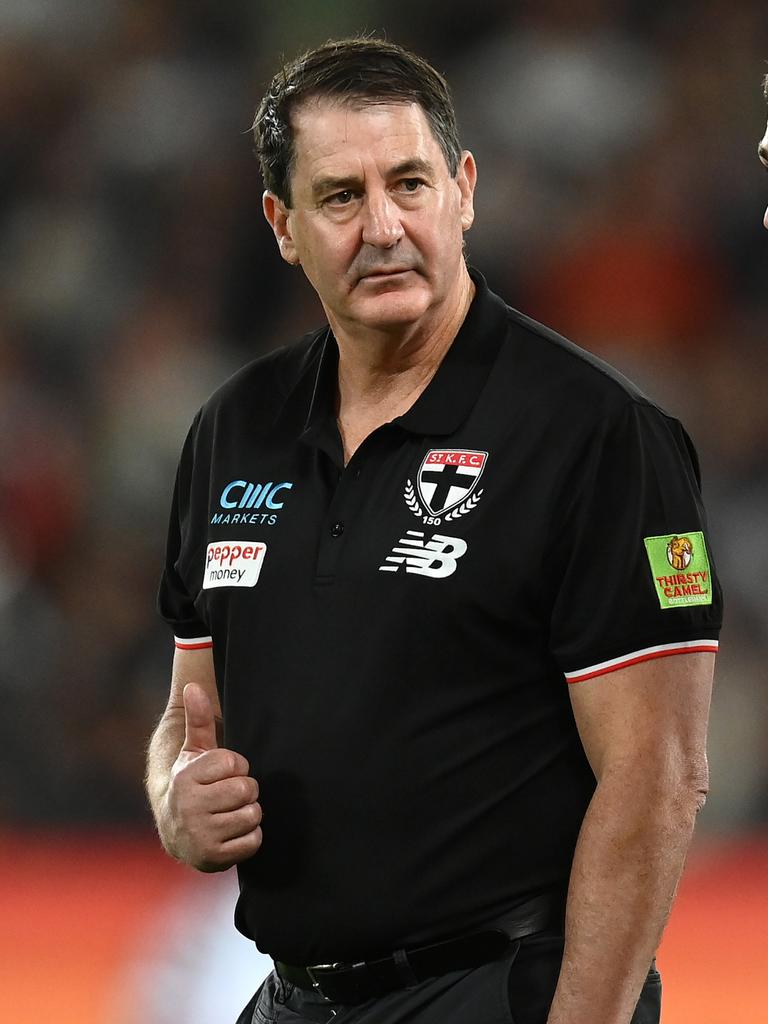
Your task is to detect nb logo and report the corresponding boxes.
[378,531,468,578]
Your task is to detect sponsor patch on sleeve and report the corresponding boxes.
[203,541,267,589]
[643,532,712,609]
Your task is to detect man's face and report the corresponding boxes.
[760,119,768,228]
[263,99,476,335]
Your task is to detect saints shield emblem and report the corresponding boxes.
[416,449,488,517]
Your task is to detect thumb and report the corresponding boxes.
[182,683,219,753]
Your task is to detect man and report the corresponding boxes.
[146,38,722,1024]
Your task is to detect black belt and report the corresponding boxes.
[274,890,564,1005]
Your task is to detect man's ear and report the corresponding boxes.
[263,191,299,265]
[456,151,477,232]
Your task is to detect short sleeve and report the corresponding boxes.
[548,399,722,683]
[157,411,212,650]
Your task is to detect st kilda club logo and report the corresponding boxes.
[404,449,488,526]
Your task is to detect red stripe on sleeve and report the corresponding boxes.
[566,643,719,684]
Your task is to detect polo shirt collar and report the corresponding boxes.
[396,269,508,435]
[300,267,508,444]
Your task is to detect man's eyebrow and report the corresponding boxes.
[310,158,438,199]
[388,158,437,178]
[311,173,364,199]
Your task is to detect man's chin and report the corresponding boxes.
[351,289,432,331]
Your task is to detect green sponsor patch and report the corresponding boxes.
[644,532,712,609]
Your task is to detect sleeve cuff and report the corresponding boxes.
[564,639,719,684]
[174,635,213,651]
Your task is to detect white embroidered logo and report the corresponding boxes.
[378,531,468,578]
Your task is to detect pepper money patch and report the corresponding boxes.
[203,541,267,589]
[643,532,712,609]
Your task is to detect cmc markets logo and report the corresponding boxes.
[210,479,293,526]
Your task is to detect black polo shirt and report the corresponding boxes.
[158,269,722,965]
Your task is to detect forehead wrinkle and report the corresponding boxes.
[291,100,446,205]
[294,100,436,162]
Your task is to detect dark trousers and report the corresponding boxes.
[236,934,662,1024]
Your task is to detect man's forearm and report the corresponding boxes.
[145,707,186,824]
[546,769,706,1024]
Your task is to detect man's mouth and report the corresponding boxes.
[359,268,412,281]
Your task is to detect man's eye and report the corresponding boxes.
[327,190,355,205]
[398,178,424,192]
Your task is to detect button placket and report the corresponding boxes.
[314,461,361,579]
[313,429,389,581]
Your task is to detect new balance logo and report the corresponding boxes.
[379,531,468,578]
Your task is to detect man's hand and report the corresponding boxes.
[159,683,263,872]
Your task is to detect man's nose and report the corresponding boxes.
[361,189,404,247]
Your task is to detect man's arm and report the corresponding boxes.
[145,647,263,871]
[546,651,715,1024]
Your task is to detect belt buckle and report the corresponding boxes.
[305,962,341,1002]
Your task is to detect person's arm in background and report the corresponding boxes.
[546,651,715,1024]
[145,647,263,872]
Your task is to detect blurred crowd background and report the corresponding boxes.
[1,0,767,838]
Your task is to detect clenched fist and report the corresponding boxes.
[160,683,263,872]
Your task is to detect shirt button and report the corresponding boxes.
[353,468,362,480]
[330,521,344,537]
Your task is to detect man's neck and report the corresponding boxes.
[330,268,475,414]
[327,267,475,464]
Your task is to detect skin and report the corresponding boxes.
[552,653,714,1023]
[145,649,262,872]
[146,92,718,1024]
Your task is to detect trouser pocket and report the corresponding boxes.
[630,963,662,1024]
[504,934,563,1024]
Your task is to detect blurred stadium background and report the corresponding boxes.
[1,1,766,1021]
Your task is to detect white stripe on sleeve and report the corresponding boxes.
[564,639,719,684]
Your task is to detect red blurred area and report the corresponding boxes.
[1,832,765,1024]
[0,831,184,1023]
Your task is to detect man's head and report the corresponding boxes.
[760,73,768,229]
[253,39,476,339]
[253,38,462,209]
